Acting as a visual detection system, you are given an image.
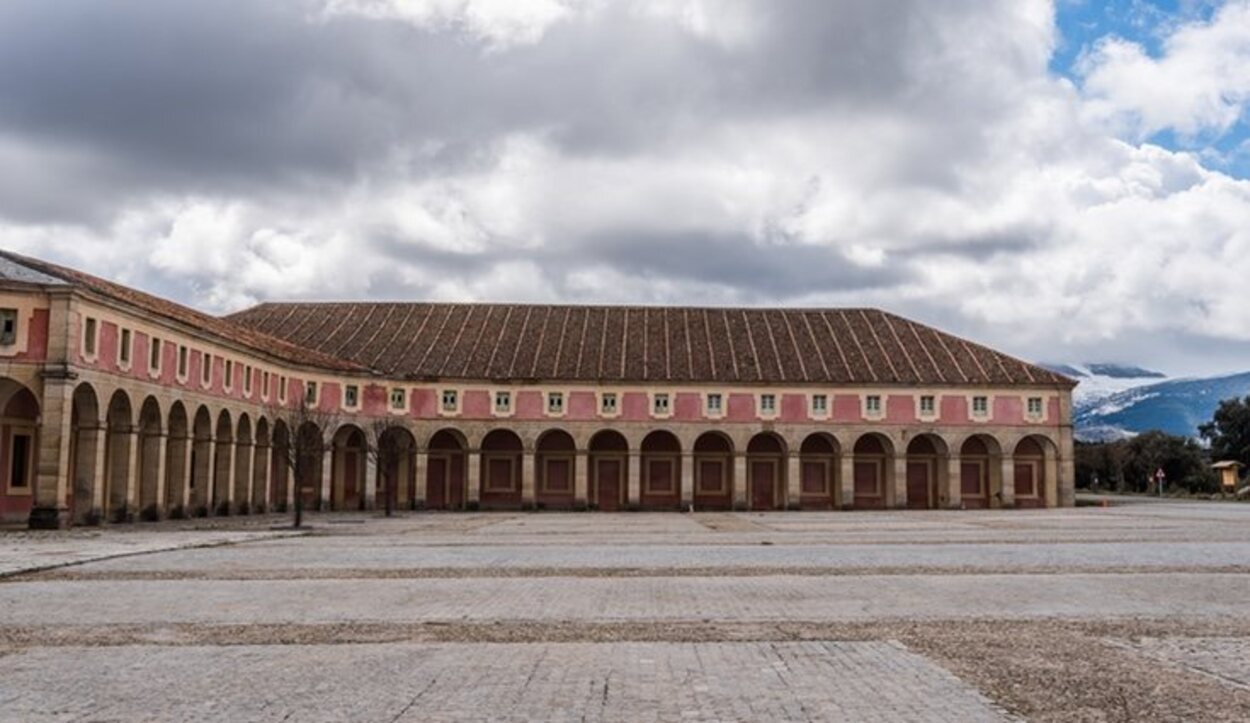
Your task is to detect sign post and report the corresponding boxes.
[1155,468,1166,497]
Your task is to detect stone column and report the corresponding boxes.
[414,450,428,507]
[574,451,589,506]
[319,447,332,511]
[680,453,693,509]
[234,441,253,511]
[786,452,801,510]
[892,455,909,509]
[467,449,482,504]
[1057,427,1075,508]
[121,428,140,512]
[365,456,378,510]
[839,455,855,510]
[30,378,74,528]
[146,432,168,515]
[254,442,270,510]
[999,455,1016,509]
[627,451,641,507]
[946,455,963,509]
[521,450,536,506]
[732,452,747,508]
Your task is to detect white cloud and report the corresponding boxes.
[319,0,586,48]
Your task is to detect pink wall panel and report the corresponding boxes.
[463,390,491,418]
[994,396,1023,424]
[97,322,119,372]
[319,382,340,413]
[362,384,388,415]
[674,392,702,421]
[726,393,755,421]
[886,395,915,423]
[832,395,860,422]
[620,392,648,421]
[779,394,806,422]
[15,309,49,361]
[567,391,597,420]
[515,391,543,418]
[941,395,969,424]
[1048,397,1061,421]
[412,388,437,418]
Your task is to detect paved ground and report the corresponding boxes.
[1,500,1250,721]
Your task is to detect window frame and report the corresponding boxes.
[118,327,132,368]
[546,391,565,416]
[0,309,17,347]
[343,383,360,410]
[82,316,99,358]
[705,392,723,417]
[599,392,619,417]
[652,392,671,417]
[7,430,33,492]
[440,389,459,414]
[864,394,883,418]
[810,393,828,417]
[493,390,513,415]
[390,387,407,412]
[200,352,214,389]
[148,337,162,376]
[758,393,778,417]
[971,395,990,418]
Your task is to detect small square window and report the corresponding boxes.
[83,317,97,355]
[706,393,722,414]
[178,346,189,378]
[811,394,828,414]
[0,309,17,346]
[547,392,564,414]
[149,338,162,372]
[441,390,458,412]
[119,328,131,364]
[653,393,670,415]
[305,381,318,405]
[344,384,359,408]
[920,395,936,415]
[865,395,882,414]
[601,393,617,414]
[760,394,777,414]
[972,396,989,416]
[1027,397,1044,417]
[391,388,407,410]
[495,391,512,413]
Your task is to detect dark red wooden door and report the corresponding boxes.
[906,461,930,509]
[596,458,622,511]
[750,461,775,510]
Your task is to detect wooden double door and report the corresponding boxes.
[592,456,625,511]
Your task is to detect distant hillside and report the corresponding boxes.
[1072,372,1250,441]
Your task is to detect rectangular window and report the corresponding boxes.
[547,392,564,414]
[202,353,213,386]
[811,394,828,415]
[9,433,30,488]
[653,393,670,415]
[0,309,17,346]
[305,381,318,405]
[920,395,936,415]
[344,384,359,408]
[865,395,882,414]
[760,394,777,414]
[83,317,97,355]
[601,393,617,414]
[706,393,722,414]
[1027,397,1043,416]
[224,360,234,389]
[119,328,132,364]
[495,391,511,413]
[243,365,253,395]
[391,388,407,410]
[441,389,458,412]
[972,396,989,416]
[149,338,162,372]
[178,346,189,378]
[279,375,288,403]
[262,371,271,399]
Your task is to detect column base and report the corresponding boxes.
[28,506,71,530]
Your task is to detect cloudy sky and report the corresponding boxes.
[2,0,1249,376]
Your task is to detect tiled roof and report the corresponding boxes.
[0,251,365,373]
[229,302,1075,388]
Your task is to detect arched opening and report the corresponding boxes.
[294,422,325,511]
[905,435,947,510]
[589,430,628,512]
[69,383,101,524]
[136,397,163,519]
[641,430,682,511]
[212,410,234,513]
[536,429,576,510]
[331,424,367,511]
[427,429,466,510]
[376,426,416,512]
[852,434,894,510]
[252,417,270,512]
[692,432,733,511]
[190,407,213,514]
[480,429,523,510]
[959,435,1001,509]
[269,420,291,511]
[1013,436,1054,509]
[234,414,253,514]
[164,402,189,513]
[0,378,41,524]
[746,433,786,511]
[104,390,135,521]
[799,434,839,510]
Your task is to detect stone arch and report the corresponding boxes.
[588,430,628,511]
[251,417,270,511]
[536,429,576,510]
[958,434,1003,509]
[799,433,840,510]
[68,382,101,524]
[212,409,234,512]
[331,424,367,511]
[164,401,189,512]
[295,421,325,511]
[427,428,467,510]
[376,425,416,512]
[905,434,948,510]
[269,419,291,511]
[136,396,163,517]
[1013,435,1057,509]
[480,429,523,510]
[692,431,734,511]
[640,430,682,511]
[104,389,135,520]
[0,378,40,524]
[852,433,895,510]
[190,406,213,513]
[233,414,253,513]
[746,432,786,511]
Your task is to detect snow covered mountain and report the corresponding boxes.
[1040,363,1250,441]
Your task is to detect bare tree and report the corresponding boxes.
[267,402,339,528]
[365,419,409,517]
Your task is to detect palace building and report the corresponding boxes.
[0,250,1076,528]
